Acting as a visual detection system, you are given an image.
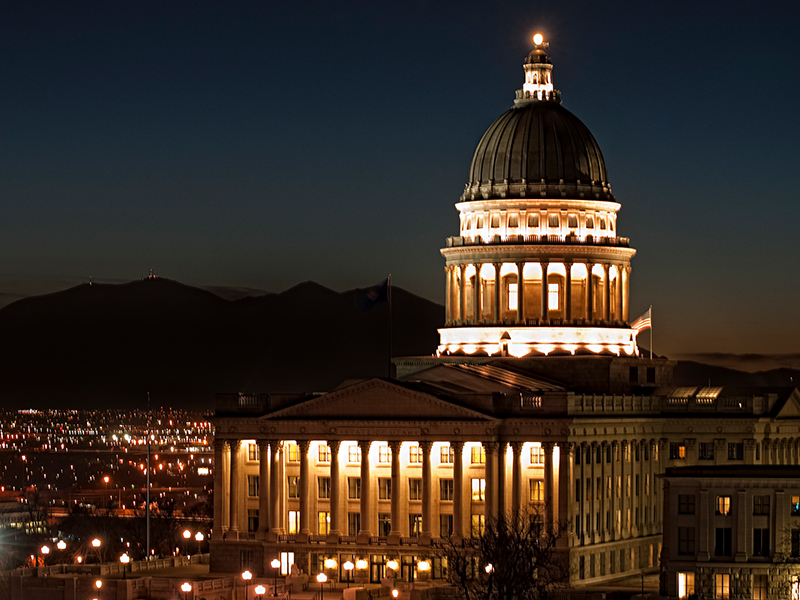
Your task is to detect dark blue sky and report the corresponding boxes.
[1,1,799,370]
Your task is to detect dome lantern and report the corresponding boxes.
[518,34,557,103]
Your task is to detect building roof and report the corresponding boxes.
[664,465,800,479]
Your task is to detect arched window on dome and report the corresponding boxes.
[568,214,578,229]
[490,214,500,229]
[600,219,606,230]
[528,213,539,229]
[508,214,519,228]
[477,216,485,230]
[586,217,594,229]
[548,214,560,228]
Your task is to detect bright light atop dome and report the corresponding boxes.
[533,33,543,46]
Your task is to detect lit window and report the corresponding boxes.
[508,283,518,310]
[347,477,361,499]
[318,443,331,463]
[548,283,559,310]
[528,213,539,228]
[548,214,559,228]
[669,442,686,459]
[409,478,422,501]
[568,214,578,228]
[471,478,486,501]
[280,552,294,576]
[677,572,695,599]
[586,217,594,229]
[490,214,500,228]
[477,216,484,229]
[317,511,330,535]
[288,476,299,498]
[287,443,299,462]
[715,496,731,516]
[409,514,423,537]
[318,477,330,499]
[409,444,421,464]
[530,479,543,502]
[465,219,471,230]
[440,444,454,464]
[379,478,391,500]
[248,443,258,461]
[508,214,519,228]
[288,511,300,535]
[348,445,361,464]
[715,573,730,599]
[792,575,800,600]
[753,574,768,600]
[471,514,485,537]
[530,443,544,465]
[378,444,391,464]
[471,445,485,464]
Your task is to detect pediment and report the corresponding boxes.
[266,378,494,422]
[774,388,800,419]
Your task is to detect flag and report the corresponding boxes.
[631,307,651,333]
[356,278,389,311]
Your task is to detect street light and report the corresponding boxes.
[181,581,192,600]
[391,590,399,599]
[271,558,281,596]
[343,560,354,588]
[104,476,110,509]
[183,529,191,555]
[120,553,130,579]
[255,584,266,599]
[242,569,253,600]
[195,531,204,554]
[56,540,66,551]
[316,572,327,600]
[40,545,50,567]
[484,563,493,574]
[417,560,430,584]
[95,580,102,590]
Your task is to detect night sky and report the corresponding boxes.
[2,1,799,371]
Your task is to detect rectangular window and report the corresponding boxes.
[378,513,391,537]
[646,366,656,383]
[247,474,259,497]
[548,214,559,228]
[248,443,258,461]
[791,529,800,557]
[793,576,800,600]
[669,442,686,459]
[409,514,422,537]
[440,513,453,537]
[678,494,695,514]
[635,474,640,496]
[677,572,695,600]
[586,216,594,229]
[727,442,744,460]
[288,510,300,535]
[279,552,295,576]
[528,213,539,228]
[318,443,331,463]
[471,445,485,464]
[715,573,730,599]
[378,477,391,500]
[471,478,486,501]
[715,527,732,556]
[288,476,299,499]
[409,444,421,464]
[318,511,330,535]
[508,214,519,228]
[530,443,544,465]
[490,214,500,228]
[287,443,299,462]
[440,479,454,501]
[471,514,485,537]
[629,366,638,383]
[508,283,518,311]
[347,512,360,536]
[318,476,331,499]
[715,495,731,516]
[575,478,581,502]
[378,444,391,464]
[616,476,621,498]
[440,444,454,464]
[753,495,770,515]
[548,283,559,310]
[348,477,361,500]
[699,442,715,460]
[530,479,543,502]
[248,509,259,533]
[568,214,578,228]
[753,528,770,556]
[792,496,800,516]
[409,478,422,501]
[645,474,650,495]
[348,445,361,463]
[753,574,768,600]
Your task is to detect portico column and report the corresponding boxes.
[328,440,341,542]
[543,442,555,528]
[497,442,507,520]
[540,261,549,321]
[388,441,402,544]
[610,442,618,541]
[473,264,482,322]
[603,263,611,321]
[452,441,464,539]
[586,262,594,322]
[257,440,270,539]
[485,442,498,522]
[516,262,525,323]
[556,442,573,549]
[599,442,607,541]
[269,441,282,539]
[565,261,573,321]
[298,440,311,540]
[511,442,523,517]
[229,440,241,539]
[616,266,623,322]
[623,266,631,322]
[357,440,372,543]
[445,266,452,325]
[420,441,433,544]
[493,263,502,323]
[459,265,467,325]
[213,440,225,533]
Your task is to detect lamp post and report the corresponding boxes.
[255,584,266,599]
[356,558,367,585]
[316,572,327,600]
[392,590,399,599]
[103,476,110,509]
[195,531,204,554]
[91,537,102,563]
[181,581,192,600]
[343,560,354,588]
[242,569,253,600]
[120,553,130,579]
[417,559,430,584]
[183,529,191,556]
[271,558,281,596]
[40,545,50,566]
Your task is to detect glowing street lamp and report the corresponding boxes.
[255,584,267,599]
[95,579,103,590]
[392,590,399,599]
[120,553,130,579]
[103,476,110,509]
[194,531,204,554]
[183,529,191,555]
[484,563,493,574]
[316,572,327,600]
[271,558,281,596]
[343,560,354,588]
[242,570,253,600]
[181,581,192,600]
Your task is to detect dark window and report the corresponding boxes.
[579,556,585,579]
[678,494,695,514]
[440,479,454,501]
[699,442,715,460]
[629,366,638,383]
[715,527,733,556]
[728,443,744,460]
[575,451,581,465]
[670,443,686,460]
[753,495,770,515]
[248,509,259,533]
[378,513,391,537]
[318,477,331,499]
[440,514,454,537]
[791,529,800,557]
[348,512,361,536]
[753,528,770,556]
[646,367,656,383]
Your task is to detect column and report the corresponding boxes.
[328,440,341,542]
[269,441,282,539]
[543,442,555,528]
[556,442,573,549]
[610,441,618,541]
[222,442,231,531]
[420,441,433,544]
[511,442,523,517]
[459,265,467,325]
[586,262,594,322]
[388,441,402,544]
[485,442,498,522]
[590,442,598,542]
[493,263,501,323]
[623,266,631,322]
[298,440,311,540]
[257,440,270,539]
[357,440,372,543]
[578,443,586,544]
[599,442,607,541]
[445,266,452,325]
[565,262,572,321]
[452,441,464,539]
[516,262,525,323]
[213,440,225,534]
[616,265,623,321]
[229,440,241,539]
[473,264,482,323]
[540,261,549,321]
[603,263,611,321]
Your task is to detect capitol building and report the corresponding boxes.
[211,37,800,598]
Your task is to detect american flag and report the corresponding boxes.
[631,307,651,333]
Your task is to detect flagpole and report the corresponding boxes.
[387,274,392,378]
[649,305,653,360]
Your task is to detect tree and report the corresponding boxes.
[438,508,570,600]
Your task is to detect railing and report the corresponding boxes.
[521,394,543,409]
[309,535,326,543]
[445,234,630,248]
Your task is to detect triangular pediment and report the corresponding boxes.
[774,388,800,419]
[265,378,494,422]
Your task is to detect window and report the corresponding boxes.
[753,495,770,515]
[318,511,330,535]
[699,442,715,460]
[348,445,361,463]
[528,213,539,228]
[248,443,258,461]
[548,214,559,228]
[287,443,299,462]
[626,475,631,497]
[409,514,422,537]
[288,510,300,535]
[318,476,331,499]
[586,216,594,229]
[477,216,484,229]
[645,474,650,495]
[348,477,361,500]
[530,444,544,465]
[347,512,360,536]
[248,509,259,533]
[714,573,730,599]
[678,494,695,514]
[792,529,800,557]
[727,442,744,460]
[440,514,454,537]
[568,214,578,228]
[440,444,454,464]
[471,514,485,537]
[247,475,259,497]
[508,283,518,311]
[440,479,454,501]
[616,476,621,498]
[575,478,581,502]
[646,367,656,383]
[279,552,295,576]
[753,528,770,556]
[715,496,732,516]
[629,366,638,383]
[635,475,640,496]
[378,444,391,464]
[288,476,299,499]
[378,478,391,500]
[599,218,606,230]
[508,214,519,228]
[792,496,800,516]
[715,527,732,556]
[318,443,331,463]
[409,444,421,464]
[471,478,486,501]
[241,549,254,571]
[578,556,585,580]
[548,283,559,310]
[669,442,686,459]
[409,478,422,501]
[471,445,485,464]
[490,214,500,228]
[753,574,768,600]
[677,572,695,600]
[378,513,391,537]
[530,479,543,502]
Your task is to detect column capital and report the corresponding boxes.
[542,441,556,453]
[450,440,465,452]
[257,438,270,450]
[419,440,433,453]
[484,441,500,454]
[564,260,573,269]
[298,439,311,452]
[214,439,226,452]
[328,439,342,451]
[556,441,574,454]
[229,439,242,451]
[388,440,402,453]
[509,441,524,454]
[358,440,373,452]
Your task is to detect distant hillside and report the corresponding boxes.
[673,361,798,387]
[0,278,443,410]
